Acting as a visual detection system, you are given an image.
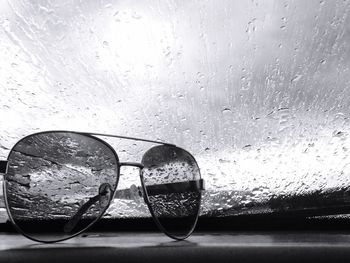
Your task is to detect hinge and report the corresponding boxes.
[199,178,205,190]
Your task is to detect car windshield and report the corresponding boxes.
[0,0,349,223]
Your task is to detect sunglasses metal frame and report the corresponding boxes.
[0,130,204,243]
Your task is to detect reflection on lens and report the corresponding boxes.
[141,145,201,239]
[4,132,119,242]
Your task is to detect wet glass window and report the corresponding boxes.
[0,0,350,222]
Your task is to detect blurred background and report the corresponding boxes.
[0,0,349,221]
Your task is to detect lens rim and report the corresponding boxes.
[140,145,202,240]
[3,130,121,243]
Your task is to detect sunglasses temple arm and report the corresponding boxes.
[63,187,143,233]
[113,179,205,199]
[63,183,112,233]
[64,179,205,232]
[141,179,205,196]
[63,195,100,233]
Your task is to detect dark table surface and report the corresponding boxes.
[2,231,350,262]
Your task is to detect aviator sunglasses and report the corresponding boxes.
[0,131,204,243]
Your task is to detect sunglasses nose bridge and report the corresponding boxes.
[119,162,144,170]
[118,162,149,203]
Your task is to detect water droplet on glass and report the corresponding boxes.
[291,74,302,83]
[222,108,232,114]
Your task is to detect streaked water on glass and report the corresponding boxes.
[0,1,350,220]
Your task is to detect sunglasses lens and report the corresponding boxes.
[4,132,119,242]
[141,145,202,239]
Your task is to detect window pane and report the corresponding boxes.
[0,0,349,221]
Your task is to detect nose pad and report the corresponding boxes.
[98,183,113,209]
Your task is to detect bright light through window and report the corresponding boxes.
[0,0,350,221]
